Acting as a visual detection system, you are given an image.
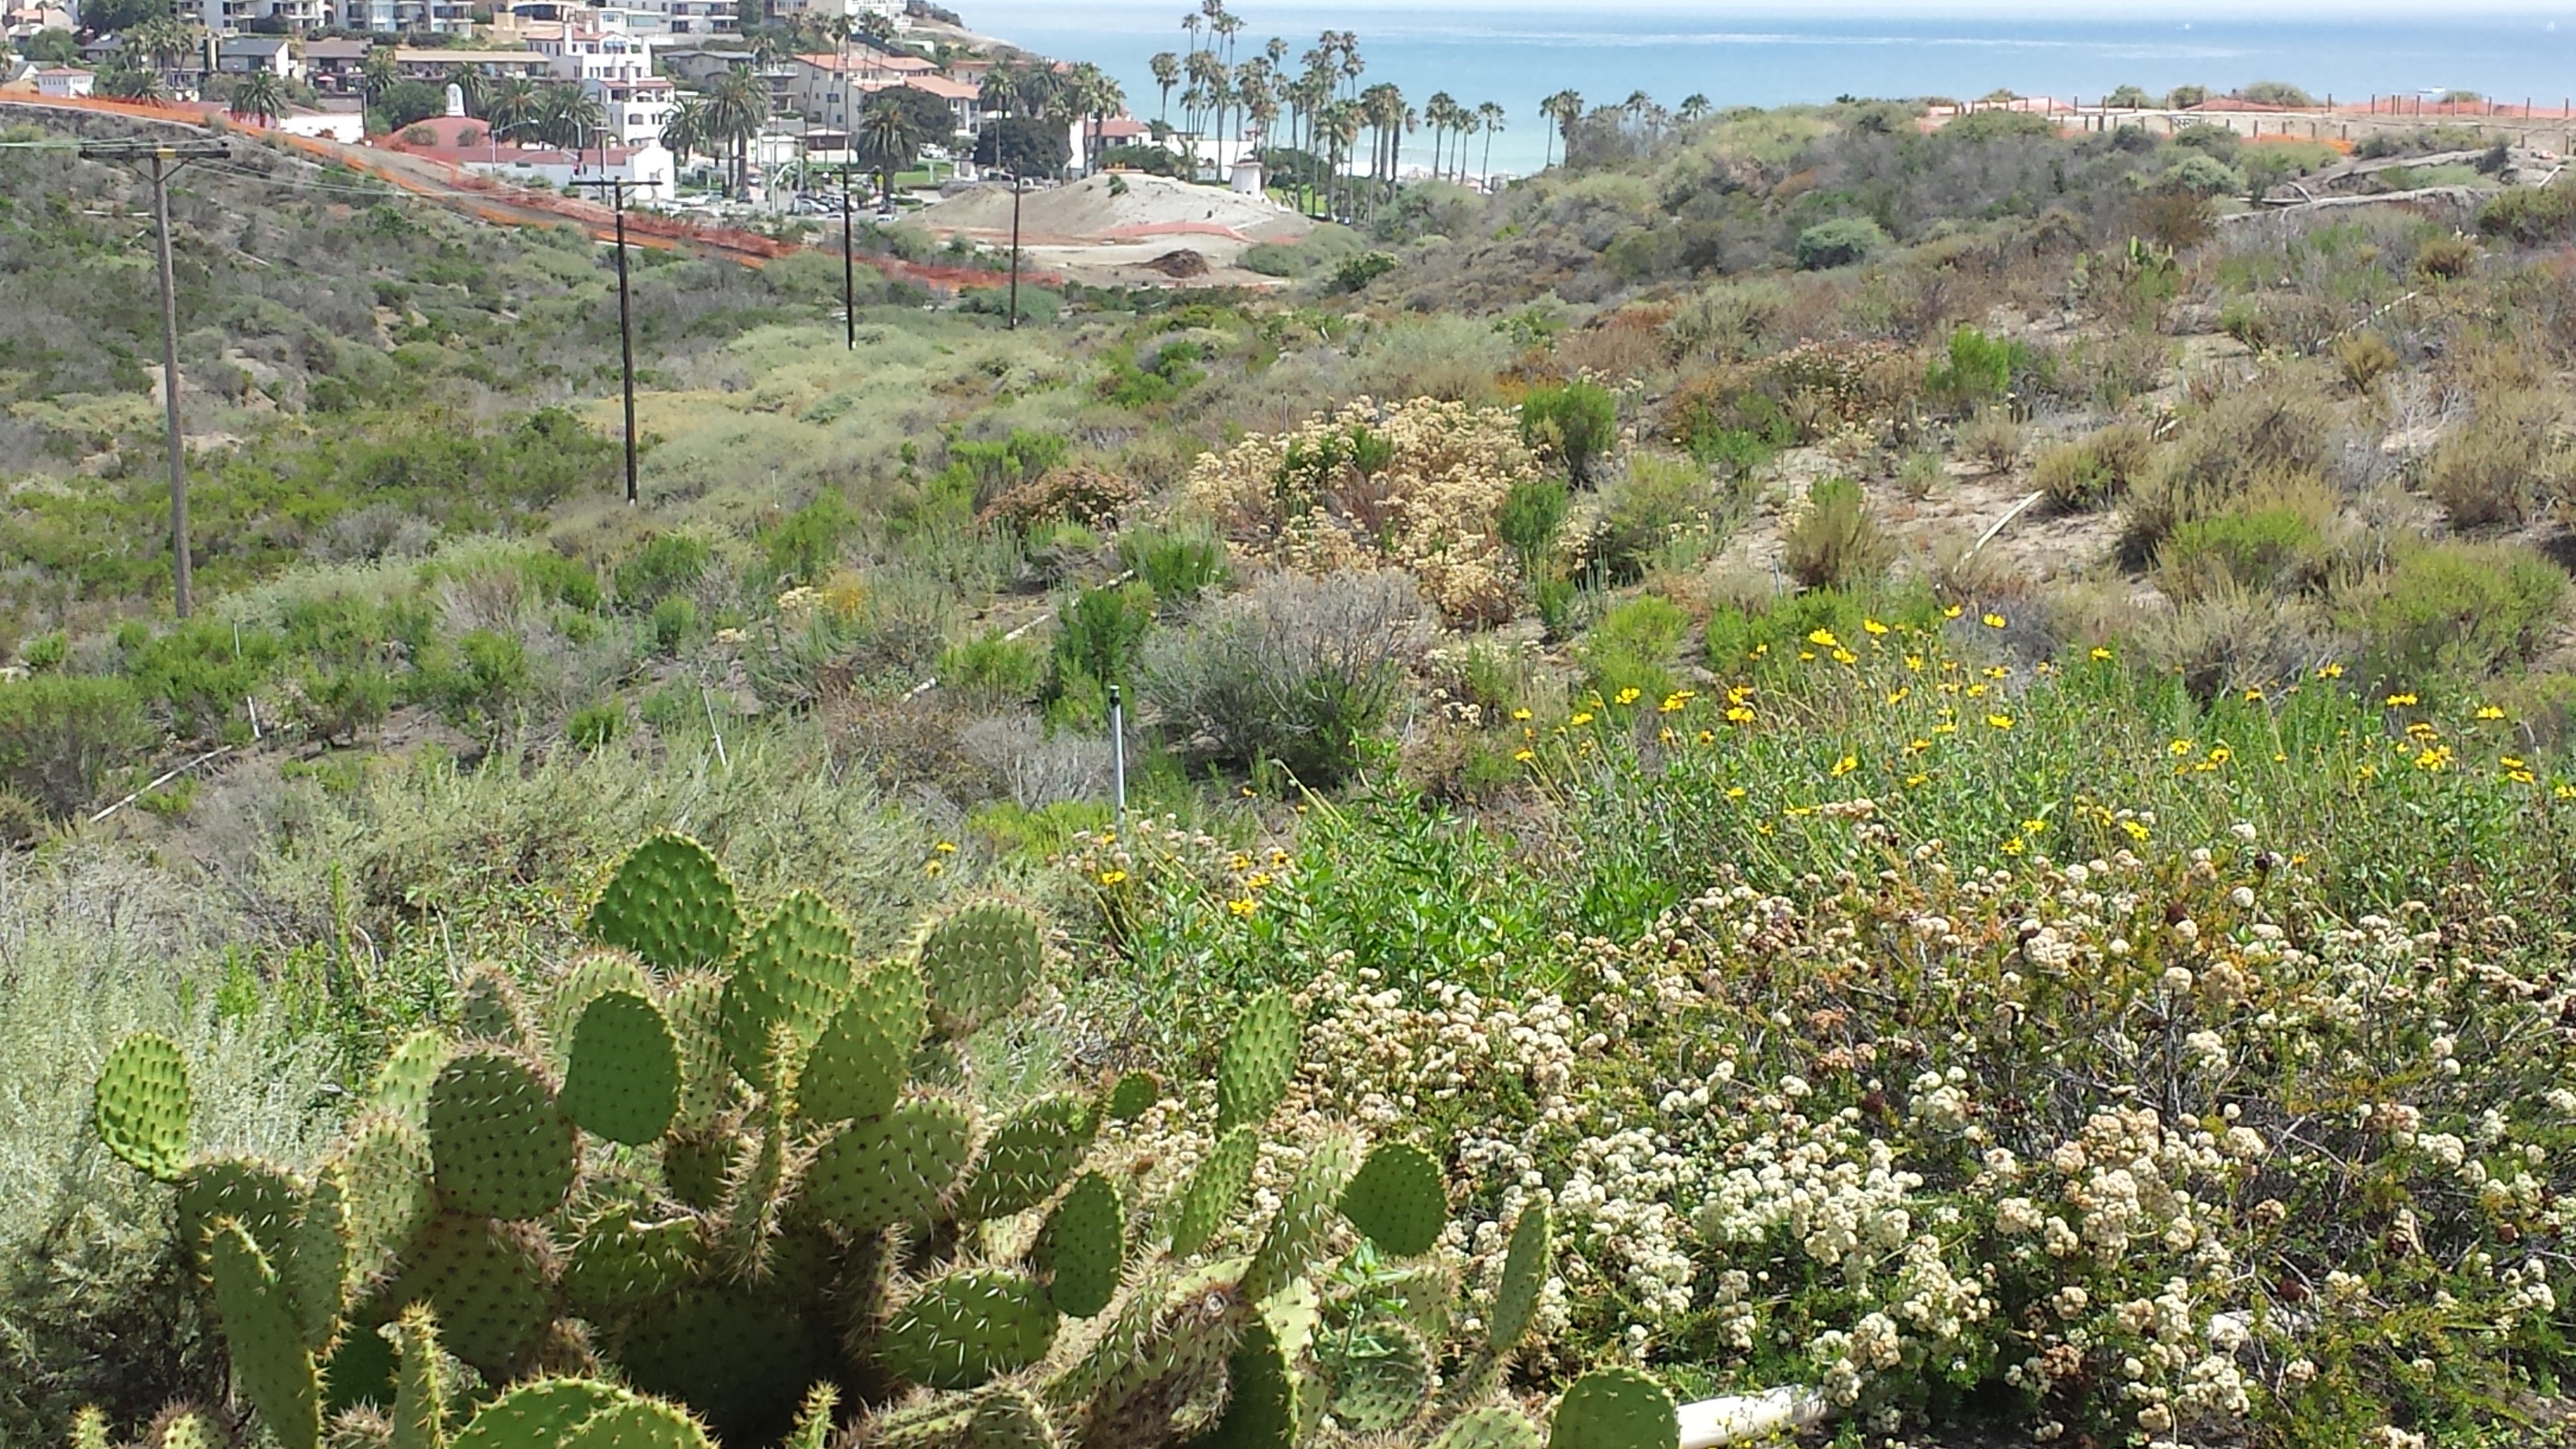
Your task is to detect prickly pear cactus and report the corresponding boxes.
[1169,1126,1258,1258]
[1490,1203,1551,1353]
[71,1406,110,1449]
[1323,1322,1432,1434]
[384,1307,446,1449]
[94,1033,192,1183]
[207,1220,323,1449]
[370,1031,449,1127]
[1214,989,1297,1133]
[1103,1071,1159,1124]
[955,1094,1095,1222]
[177,1156,305,1276]
[585,833,744,973]
[383,1212,555,1377]
[1339,1141,1447,1257]
[1191,1318,1296,1449]
[1243,1133,1359,1304]
[875,1270,1060,1391]
[1431,1406,1548,1449]
[562,1211,701,1322]
[1039,1172,1125,1319]
[720,890,858,1086]
[1546,1367,1678,1449]
[805,1097,974,1234]
[915,900,1046,1038]
[558,990,681,1147]
[799,960,928,1124]
[424,1048,577,1222]
[455,967,534,1049]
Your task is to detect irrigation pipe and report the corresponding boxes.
[1970,490,2046,556]
[1678,1385,1837,1448]
[89,746,232,825]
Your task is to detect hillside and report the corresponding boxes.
[6,93,2576,1449]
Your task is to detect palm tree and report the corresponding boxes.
[102,64,165,100]
[446,62,490,117]
[485,76,540,143]
[1476,100,1504,184]
[1320,96,1359,218]
[1450,107,1476,183]
[535,82,604,153]
[703,66,770,199]
[1149,51,1178,124]
[228,69,288,127]
[857,90,919,204]
[1425,90,1455,178]
[1678,93,1712,124]
[662,95,711,172]
[1541,89,1583,168]
[360,45,399,105]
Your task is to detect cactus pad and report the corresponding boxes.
[424,1047,577,1221]
[806,1097,973,1234]
[1546,1368,1677,1449]
[618,1286,828,1449]
[95,1032,193,1181]
[1103,1071,1159,1124]
[1340,1141,1447,1257]
[447,1381,626,1449]
[877,1270,1060,1391]
[661,1129,736,1212]
[1169,1125,1258,1258]
[1243,1133,1359,1304]
[1325,1323,1431,1433]
[956,1094,1095,1222]
[1194,1319,1295,1449]
[384,1308,444,1449]
[1040,1171,1125,1319]
[1432,1407,1548,1449]
[660,973,731,1131]
[545,950,655,1048]
[800,960,928,1124]
[208,1219,324,1449]
[456,966,534,1048]
[331,1115,432,1290]
[559,990,681,1146]
[564,1398,715,1449]
[585,833,744,973]
[720,890,858,1086]
[72,1407,110,1449]
[962,1386,1060,1449]
[150,1412,222,1449]
[178,1156,305,1276]
[1489,1203,1551,1353]
[915,901,1046,1038]
[1074,1269,1247,1449]
[288,1173,351,1350]
[370,1032,449,1127]
[1214,990,1297,1134]
[563,1211,701,1321]
[384,1212,556,1377]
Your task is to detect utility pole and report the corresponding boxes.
[830,162,861,349]
[1007,169,1023,329]
[81,137,230,619]
[569,176,655,504]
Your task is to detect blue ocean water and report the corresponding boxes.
[959,4,2576,176]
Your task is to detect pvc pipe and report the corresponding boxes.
[1677,1386,1836,1448]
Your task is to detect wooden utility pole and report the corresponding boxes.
[80,137,230,618]
[829,163,862,349]
[1008,170,1023,330]
[570,177,655,504]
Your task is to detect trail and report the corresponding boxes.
[0,94,1055,290]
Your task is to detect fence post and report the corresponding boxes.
[1109,683,1128,824]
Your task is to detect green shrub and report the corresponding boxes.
[1588,456,1724,583]
[1583,595,1692,703]
[122,620,283,743]
[2159,152,2247,198]
[1139,570,1426,786]
[2157,504,2325,601]
[2423,389,2572,529]
[2119,387,2334,566]
[761,490,861,585]
[1116,524,1229,603]
[2476,182,2576,245]
[1496,478,1571,572]
[615,533,713,608]
[456,629,530,714]
[0,676,152,817]
[1535,577,1581,642]
[2034,420,2152,511]
[1520,379,1619,487]
[1329,251,1398,292]
[1050,582,1156,702]
[514,550,602,612]
[649,595,698,656]
[2359,540,2566,685]
[565,698,627,748]
[20,632,68,671]
[1923,327,2027,410]
[1782,477,1895,591]
[957,285,1065,322]
[937,631,1046,706]
[1794,217,1888,270]
[1957,405,2022,473]
[296,664,393,743]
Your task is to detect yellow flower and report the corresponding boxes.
[2501,755,2527,770]
[2170,739,2194,756]
[1231,853,1252,870]
[1832,647,1859,665]
[925,861,945,877]
[1982,612,2007,628]
[2120,819,2152,842]
[2089,646,2115,661]
[1934,722,1959,735]
[2413,746,2451,772]
[1227,897,1257,917]
[2386,691,2418,707]
[2557,783,2576,800]
[1830,754,1858,778]
[1725,786,1747,799]
[1571,711,1595,726]
[1511,707,1532,721]
[1614,687,1642,706]
[1725,706,1756,724]
[1798,651,1817,662]
[1808,628,1840,647]
[1863,618,1889,635]
[1905,655,1926,672]
[2317,662,2344,679]
[1886,687,1910,705]
[1943,605,1964,619]
[1906,738,1931,753]
[1659,691,1695,712]
[2242,687,2264,702]
[2021,817,2048,834]
[2207,745,2233,764]
[2508,769,2537,785]
[2000,836,2026,856]
[1246,872,1272,889]
[1903,773,1929,788]
[1514,749,1536,763]
[2476,705,2507,721]
[1966,683,1988,698]
[1984,665,2009,680]
[1986,713,2015,729]
[1270,849,1290,865]
[1099,869,1129,886]
[1697,729,1716,744]
[935,841,958,854]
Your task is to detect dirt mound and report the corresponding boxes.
[1139,248,1210,278]
[919,172,1309,243]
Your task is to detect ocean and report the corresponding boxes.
[954,4,2576,177]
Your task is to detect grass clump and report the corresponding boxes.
[1782,477,1896,591]
[2034,420,2153,511]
